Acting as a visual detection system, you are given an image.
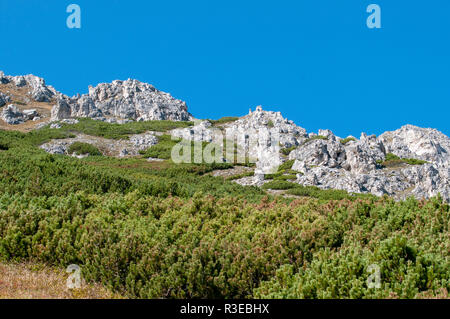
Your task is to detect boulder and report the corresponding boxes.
[0,92,11,107]
[1,104,25,125]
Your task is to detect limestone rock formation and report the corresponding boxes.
[169,106,449,201]
[379,125,450,168]
[51,79,193,122]
[1,104,25,124]
[0,92,10,107]
[0,73,57,102]
[290,125,449,201]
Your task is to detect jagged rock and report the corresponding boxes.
[88,79,192,121]
[51,78,192,122]
[290,138,346,170]
[40,142,68,155]
[23,109,38,121]
[171,121,215,142]
[13,76,27,87]
[0,71,9,84]
[119,149,129,157]
[0,92,10,107]
[379,125,450,167]
[0,72,57,102]
[129,132,158,151]
[289,126,450,201]
[50,123,62,129]
[52,95,102,121]
[1,105,25,125]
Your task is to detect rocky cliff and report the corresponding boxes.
[52,79,193,122]
[0,72,193,126]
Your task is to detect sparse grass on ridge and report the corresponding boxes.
[0,262,123,299]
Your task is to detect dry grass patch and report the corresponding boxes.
[0,262,123,299]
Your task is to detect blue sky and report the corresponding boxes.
[0,0,449,137]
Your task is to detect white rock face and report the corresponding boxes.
[0,72,192,123]
[290,125,450,201]
[1,73,57,102]
[0,92,10,107]
[379,125,450,168]
[1,104,25,125]
[171,121,216,142]
[223,107,307,174]
[88,79,192,122]
[51,79,193,122]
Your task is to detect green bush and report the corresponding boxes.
[281,146,296,156]
[68,142,102,156]
[42,118,193,140]
[262,180,297,190]
[0,192,447,299]
[340,137,357,145]
[378,153,428,167]
[278,160,295,172]
[209,117,239,125]
[302,135,328,145]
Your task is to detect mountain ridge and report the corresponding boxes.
[1,72,448,201]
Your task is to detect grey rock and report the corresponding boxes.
[88,79,192,121]
[129,132,159,151]
[40,142,68,155]
[61,119,79,125]
[23,109,38,121]
[0,92,10,107]
[379,125,450,167]
[1,104,25,125]
[51,78,192,122]
[119,149,129,157]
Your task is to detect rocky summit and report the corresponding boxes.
[0,71,192,128]
[1,72,448,201]
[51,79,193,122]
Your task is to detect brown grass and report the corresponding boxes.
[0,262,124,299]
[0,82,54,132]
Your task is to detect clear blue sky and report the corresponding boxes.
[1,0,449,137]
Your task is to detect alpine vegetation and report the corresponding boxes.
[0,72,448,299]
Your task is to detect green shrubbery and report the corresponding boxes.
[378,153,428,167]
[302,135,328,145]
[209,117,239,126]
[340,137,357,145]
[281,146,296,156]
[0,192,447,298]
[43,118,193,140]
[262,180,297,190]
[68,142,102,156]
[0,126,448,299]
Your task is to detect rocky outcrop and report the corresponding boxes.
[171,121,217,142]
[0,73,57,102]
[0,92,10,107]
[379,125,450,168]
[289,125,450,201]
[51,95,102,121]
[40,131,161,158]
[1,105,25,124]
[1,72,192,123]
[1,104,41,125]
[51,79,192,122]
[169,106,449,201]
